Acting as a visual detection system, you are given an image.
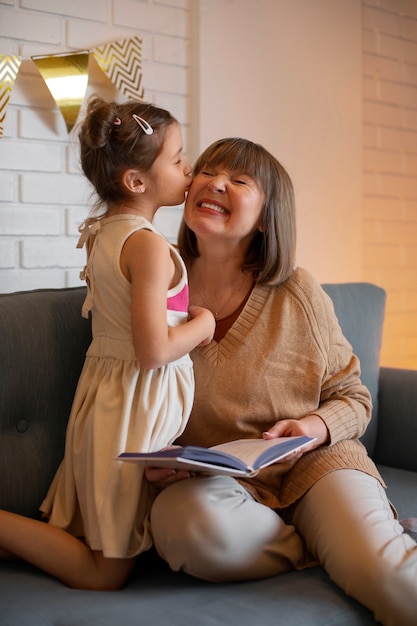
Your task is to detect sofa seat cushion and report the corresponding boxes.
[1,556,376,626]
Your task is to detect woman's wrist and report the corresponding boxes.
[302,414,330,447]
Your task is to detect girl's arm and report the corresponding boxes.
[122,229,215,369]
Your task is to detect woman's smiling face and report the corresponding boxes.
[184,165,265,247]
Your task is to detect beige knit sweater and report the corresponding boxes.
[177,267,383,509]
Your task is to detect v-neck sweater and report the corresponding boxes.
[176,267,383,509]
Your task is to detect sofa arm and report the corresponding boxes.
[374,367,417,471]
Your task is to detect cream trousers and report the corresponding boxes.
[150,469,417,626]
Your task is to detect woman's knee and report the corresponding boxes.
[151,477,246,569]
[150,476,304,582]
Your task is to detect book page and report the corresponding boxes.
[212,437,310,470]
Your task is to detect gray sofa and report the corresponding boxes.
[1,283,417,626]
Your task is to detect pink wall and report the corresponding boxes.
[191,0,363,283]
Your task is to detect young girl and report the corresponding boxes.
[0,97,215,590]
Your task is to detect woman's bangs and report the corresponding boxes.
[198,139,266,183]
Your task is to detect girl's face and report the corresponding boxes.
[184,164,265,248]
[146,123,192,206]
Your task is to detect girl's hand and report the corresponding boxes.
[188,305,215,346]
[145,465,193,491]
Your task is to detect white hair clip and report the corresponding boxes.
[132,114,154,135]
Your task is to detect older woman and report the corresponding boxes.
[146,137,417,626]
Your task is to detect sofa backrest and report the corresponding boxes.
[0,287,91,518]
[0,282,386,519]
[322,282,386,454]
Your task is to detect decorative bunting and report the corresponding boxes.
[0,37,146,137]
[32,52,89,133]
[92,36,144,101]
[0,55,22,137]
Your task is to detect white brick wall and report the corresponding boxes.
[363,0,417,369]
[0,0,190,293]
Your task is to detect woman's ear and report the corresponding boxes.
[258,217,266,233]
[122,169,145,194]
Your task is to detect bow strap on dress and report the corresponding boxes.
[76,218,102,319]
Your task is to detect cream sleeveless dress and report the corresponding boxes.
[40,215,194,558]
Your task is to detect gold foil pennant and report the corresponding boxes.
[32,52,89,132]
[0,55,22,137]
[93,36,144,100]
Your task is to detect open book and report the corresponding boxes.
[118,436,314,478]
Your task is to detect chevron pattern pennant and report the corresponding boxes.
[92,37,144,100]
[0,55,22,137]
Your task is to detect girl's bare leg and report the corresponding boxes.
[0,547,20,561]
[0,510,135,590]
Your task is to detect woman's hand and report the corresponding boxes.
[145,415,330,489]
[263,414,330,453]
[145,465,193,491]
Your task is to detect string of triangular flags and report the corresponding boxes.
[0,36,144,136]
